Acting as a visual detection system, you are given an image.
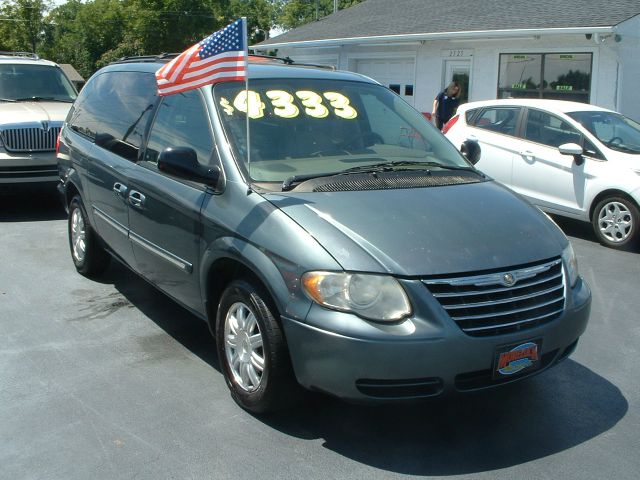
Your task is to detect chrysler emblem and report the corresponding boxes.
[502,273,517,287]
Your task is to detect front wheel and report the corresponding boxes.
[216,279,301,413]
[592,196,640,250]
[68,195,111,276]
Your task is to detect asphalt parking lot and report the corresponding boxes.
[1,189,639,480]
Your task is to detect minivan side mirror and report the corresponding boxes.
[158,147,220,186]
[558,143,584,166]
[461,139,481,165]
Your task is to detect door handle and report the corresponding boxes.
[128,190,146,208]
[113,182,127,197]
[520,150,535,161]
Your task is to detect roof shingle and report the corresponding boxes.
[260,0,640,45]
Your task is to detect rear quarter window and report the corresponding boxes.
[68,71,157,161]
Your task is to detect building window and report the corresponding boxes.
[498,53,592,103]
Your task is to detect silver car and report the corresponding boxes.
[0,52,76,187]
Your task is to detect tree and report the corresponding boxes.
[227,0,281,43]
[0,0,51,52]
[278,0,363,29]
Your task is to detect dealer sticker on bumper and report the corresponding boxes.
[493,339,542,379]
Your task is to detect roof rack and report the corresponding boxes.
[0,51,40,60]
[110,53,179,65]
[108,52,335,70]
[248,54,335,70]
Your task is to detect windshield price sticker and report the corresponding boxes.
[220,89,358,120]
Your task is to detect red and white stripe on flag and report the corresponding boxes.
[156,19,247,96]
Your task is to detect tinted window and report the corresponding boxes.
[68,71,157,161]
[471,107,520,136]
[144,90,214,165]
[524,110,582,148]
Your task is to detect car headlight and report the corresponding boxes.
[562,243,579,288]
[301,271,412,322]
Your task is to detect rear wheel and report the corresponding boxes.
[216,279,300,413]
[591,196,640,250]
[68,195,110,276]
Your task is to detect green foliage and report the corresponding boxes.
[279,0,363,29]
[1,0,51,52]
[0,0,362,78]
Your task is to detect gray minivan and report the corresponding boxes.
[58,56,591,412]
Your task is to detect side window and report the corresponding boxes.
[144,90,214,166]
[471,107,520,136]
[524,109,582,148]
[68,71,157,161]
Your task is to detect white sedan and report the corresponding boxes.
[444,99,640,250]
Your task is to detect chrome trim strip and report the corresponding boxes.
[462,308,565,332]
[442,284,565,309]
[93,206,128,236]
[129,231,193,274]
[424,259,562,287]
[428,271,563,298]
[451,297,565,321]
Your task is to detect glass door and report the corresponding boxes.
[444,60,470,104]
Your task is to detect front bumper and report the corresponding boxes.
[282,277,591,402]
[0,151,58,184]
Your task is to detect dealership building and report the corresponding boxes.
[255,0,640,121]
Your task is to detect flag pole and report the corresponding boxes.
[242,17,252,193]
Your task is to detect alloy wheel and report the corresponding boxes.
[597,201,633,243]
[70,208,87,263]
[224,301,265,392]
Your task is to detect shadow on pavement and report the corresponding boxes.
[259,360,626,475]
[550,215,599,244]
[0,187,66,222]
[98,249,627,476]
[103,261,220,372]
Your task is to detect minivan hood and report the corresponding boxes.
[0,101,71,125]
[266,181,567,276]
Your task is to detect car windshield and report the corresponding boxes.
[213,78,471,186]
[0,64,77,102]
[567,110,640,155]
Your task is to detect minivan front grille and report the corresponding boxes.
[1,126,61,153]
[423,258,565,337]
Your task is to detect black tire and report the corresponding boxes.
[68,195,111,276]
[591,196,640,250]
[216,279,301,413]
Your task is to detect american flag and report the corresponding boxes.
[156,18,247,96]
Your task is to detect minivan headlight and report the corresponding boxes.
[562,243,579,288]
[301,271,412,321]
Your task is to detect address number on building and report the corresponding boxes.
[442,49,473,58]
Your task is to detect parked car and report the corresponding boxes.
[57,57,591,413]
[444,99,640,250]
[0,52,77,188]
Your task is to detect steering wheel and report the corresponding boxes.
[608,136,624,146]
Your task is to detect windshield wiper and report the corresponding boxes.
[281,161,480,191]
[14,96,73,103]
[0,97,16,102]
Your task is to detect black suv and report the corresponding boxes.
[58,56,590,413]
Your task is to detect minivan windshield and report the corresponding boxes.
[214,78,471,185]
[0,64,77,102]
[568,110,640,155]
